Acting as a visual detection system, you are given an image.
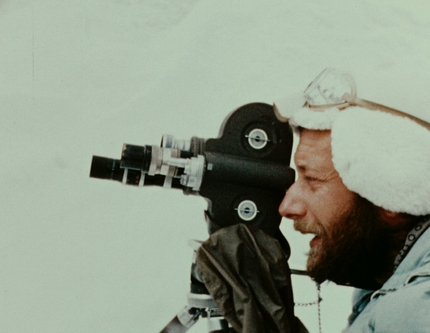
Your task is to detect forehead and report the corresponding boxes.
[295,129,335,173]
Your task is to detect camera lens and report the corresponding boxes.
[90,156,124,182]
[121,144,152,172]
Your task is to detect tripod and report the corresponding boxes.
[160,294,232,333]
[160,240,234,333]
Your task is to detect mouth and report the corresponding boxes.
[296,229,322,248]
[293,221,323,248]
[310,235,322,248]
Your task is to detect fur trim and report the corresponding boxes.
[289,106,430,215]
[289,107,340,130]
[331,107,430,215]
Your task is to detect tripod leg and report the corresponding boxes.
[160,306,200,333]
[160,316,188,333]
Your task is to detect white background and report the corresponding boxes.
[1,1,430,332]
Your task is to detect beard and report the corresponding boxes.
[298,197,396,289]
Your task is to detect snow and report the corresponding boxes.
[1,1,429,332]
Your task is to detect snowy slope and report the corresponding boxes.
[1,1,429,332]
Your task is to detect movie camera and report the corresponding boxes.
[90,102,296,332]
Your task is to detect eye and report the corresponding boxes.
[305,176,318,182]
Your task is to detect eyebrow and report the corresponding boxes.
[294,155,329,176]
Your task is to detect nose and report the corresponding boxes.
[278,182,306,220]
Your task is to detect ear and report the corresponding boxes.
[376,207,410,226]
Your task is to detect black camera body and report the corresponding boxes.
[90,102,295,238]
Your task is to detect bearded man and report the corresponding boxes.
[278,68,430,332]
[196,68,430,333]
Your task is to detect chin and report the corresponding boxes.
[306,251,320,272]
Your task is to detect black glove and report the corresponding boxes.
[196,224,308,333]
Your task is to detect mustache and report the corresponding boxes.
[293,219,324,236]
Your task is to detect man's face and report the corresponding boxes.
[278,129,389,287]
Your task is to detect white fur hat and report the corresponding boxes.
[276,69,430,216]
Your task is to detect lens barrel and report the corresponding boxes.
[121,144,152,172]
[90,156,124,182]
[90,154,183,188]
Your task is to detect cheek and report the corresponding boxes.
[328,188,356,215]
[308,183,357,231]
